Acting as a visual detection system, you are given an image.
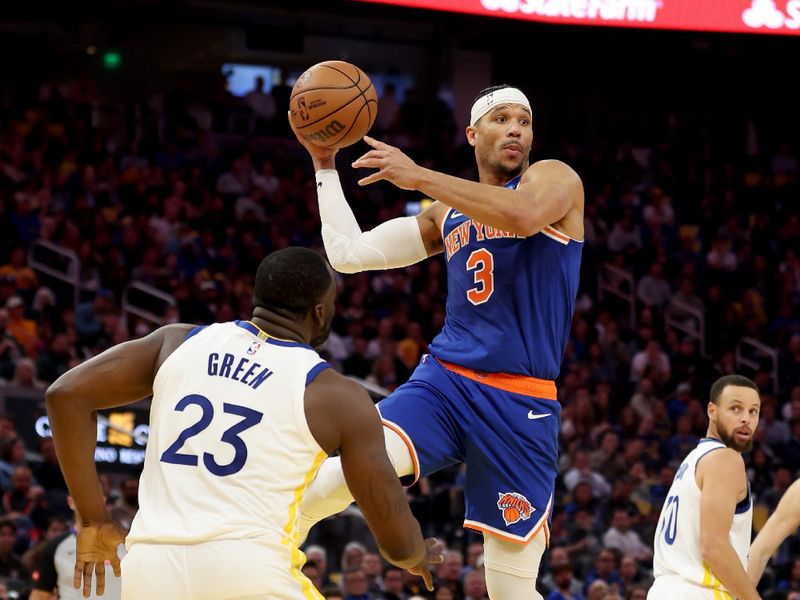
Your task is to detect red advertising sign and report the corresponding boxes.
[355,0,800,35]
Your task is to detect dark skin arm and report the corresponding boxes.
[305,369,440,588]
[45,323,193,597]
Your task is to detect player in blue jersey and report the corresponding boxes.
[290,85,584,599]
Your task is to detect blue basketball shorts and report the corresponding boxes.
[377,355,560,545]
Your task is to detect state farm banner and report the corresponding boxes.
[355,0,800,35]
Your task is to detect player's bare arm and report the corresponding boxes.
[697,448,762,600]
[304,369,441,589]
[353,136,583,239]
[45,323,193,597]
[748,479,800,585]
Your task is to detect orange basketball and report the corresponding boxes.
[504,507,520,523]
[289,61,378,149]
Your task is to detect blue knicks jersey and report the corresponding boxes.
[427,176,583,379]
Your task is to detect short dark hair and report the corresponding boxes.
[254,247,332,317]
[709,374,759,405]
[472,84,513,106]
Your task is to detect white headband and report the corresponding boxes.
[469,87,532,126]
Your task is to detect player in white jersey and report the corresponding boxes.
[45,247,440,600]
[649,374,762,600]
[748,478,800,587]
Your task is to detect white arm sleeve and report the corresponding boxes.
[315,169,428,274]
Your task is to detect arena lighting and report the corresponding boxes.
[103,50,122,69]
[354,0,800,35]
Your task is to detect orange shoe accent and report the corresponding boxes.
[436,359,557,400]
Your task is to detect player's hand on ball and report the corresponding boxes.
[288,111,338,163]
[74,521,125,598]
[407,537,445,592]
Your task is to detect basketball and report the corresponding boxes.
[503,507,520,523]
[289,60,378,149]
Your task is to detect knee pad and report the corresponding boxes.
[383,422,416,479]
[482,531,546,579]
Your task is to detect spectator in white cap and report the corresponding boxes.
[4,296,37,351]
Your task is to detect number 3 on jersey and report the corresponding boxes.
[466,249,494,305]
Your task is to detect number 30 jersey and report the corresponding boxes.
[127,320,329,550]
[427,175,583,380]
[653,438,753,594]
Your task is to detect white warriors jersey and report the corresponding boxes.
[653,438,752,598]
[127,321,329,559]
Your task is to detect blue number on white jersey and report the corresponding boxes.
[161,394,263,476]
[661,494,680,545]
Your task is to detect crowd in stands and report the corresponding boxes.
[0,63,798,600]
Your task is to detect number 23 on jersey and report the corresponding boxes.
[160,394,263,477]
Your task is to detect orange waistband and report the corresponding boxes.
[436,359,558,400]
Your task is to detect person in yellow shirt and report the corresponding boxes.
[0,248,38,290]
[4,296,37,350]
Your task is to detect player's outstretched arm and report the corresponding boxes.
[45,323,193,597]
[289,112,442,273]
[304,370,442,589]
[698,448,762,600]
[748,479,800,585]
[353,136,584,238]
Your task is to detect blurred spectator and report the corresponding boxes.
[20,514,68,574]
[341,566,377,600]
[74,289,114,347]
[9,358,47,390]
[583,549,623,596]
[306,544,335,590]
[342,541,368,572]
[435,550,463,599]
[31,437,67,493]
[2,465,44,523]
[109,476,139,532]
[376,83,401,135]
[302,560,324,593]
[0,519,28,580]
[243,76,276,133]
[0,248,38,291]
[602,510,652,561]
[777,558,800,593]
[630,340,671,387]
[545,562,584,600]
[663,415,699,462]
[0,309,21,382]
[462,569,487,600]
[541,547,583,597]
[636,263,671,310]
[362,552,384,594]
[381,565,406,600]
[4,296,37,351]
[564,451,611,498]
[35,332,75,384]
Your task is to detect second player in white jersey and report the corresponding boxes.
[652,439,752,599]
[648,375,763,600]
[45,248,439,600]
[123,320,332,598]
